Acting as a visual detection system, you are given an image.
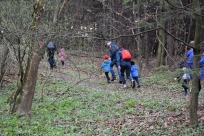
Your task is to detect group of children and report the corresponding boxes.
[43,41,68,69]
[100,54,140,88]
[43,40,204,94]
[175,41,204,96]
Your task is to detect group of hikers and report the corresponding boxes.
[43,40,140,89]
[42,40,204,93]
[101,41,140,89]
[101,40,204,93]
[176,41,204,96]
[42,41,68,69]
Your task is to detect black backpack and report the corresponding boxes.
[47,42,56,59]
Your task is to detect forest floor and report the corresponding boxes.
[41,54,204,135]
[1,52,204,135]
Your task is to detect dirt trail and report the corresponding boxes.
[38,56,188,104]
[37,55,204,134]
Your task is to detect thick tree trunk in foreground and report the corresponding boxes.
[15,51,41,115]
[189,0,203,126]
[12,0,69,115]
[11,0,43,115]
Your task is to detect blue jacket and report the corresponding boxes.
[101,60,111,72]
[199,55,204,79]
[109,42,118,61]
[131,65,139,77]
[116,48,131,67]
[200,55,204,67]
[186,49,194,64]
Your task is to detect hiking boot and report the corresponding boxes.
[121,85,127,89]
[183,92,188,96]
[131,80,135,88]
[111,77,116,81]
[118,80,122,84]
[107,80,111,83]
[138,85,141,88]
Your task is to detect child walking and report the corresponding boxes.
[130,61,141,88]
[58,48,67,68]
[176,63,191,96]
[100,55,111,83]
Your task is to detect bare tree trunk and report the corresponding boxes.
[110,0,115,39]
[53,0,61,23]
[189,0,203,126]
[15,51,41,115]
[11,0,69,115]
[12,0,44,115]
[166,16,174,69]
[156,0,165,67]
[0,39,9,87]
[134,1,142,74]
[156,38,162,67]
[161,29,165,65]
[144,1,149,68]
[156,27,165,67]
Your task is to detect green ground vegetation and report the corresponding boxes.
[1,59,204,135]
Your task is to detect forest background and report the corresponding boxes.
[0,0,204,135]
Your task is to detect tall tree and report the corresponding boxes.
[9,0,69,115]
[156,0,166,67]
[0,31,9,87]
[189,0,203,126]
[144,1,149,68]
[136,1,142,73]
[12,0,44,115]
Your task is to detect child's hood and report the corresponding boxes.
[104,60,111,64]
[132,64,137,68]
[131,65,138,70]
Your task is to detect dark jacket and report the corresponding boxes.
[116,48,131,67]
[47,41,56,60]
[109,42,118,61]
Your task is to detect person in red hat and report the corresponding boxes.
[100,55,111,83]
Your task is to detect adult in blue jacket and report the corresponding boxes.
[116,47,135,89]
[105,41,122,83]
[186,41,202,91]
[185,41,194,69]
[198,53,204,92]
[185,41,194,80]
[199,54,204,79]
[47,41,56,69]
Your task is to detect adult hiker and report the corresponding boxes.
[185,41,194,70]
[116,47,135,89]
[47,41,57,70]
[105,40,122,83]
